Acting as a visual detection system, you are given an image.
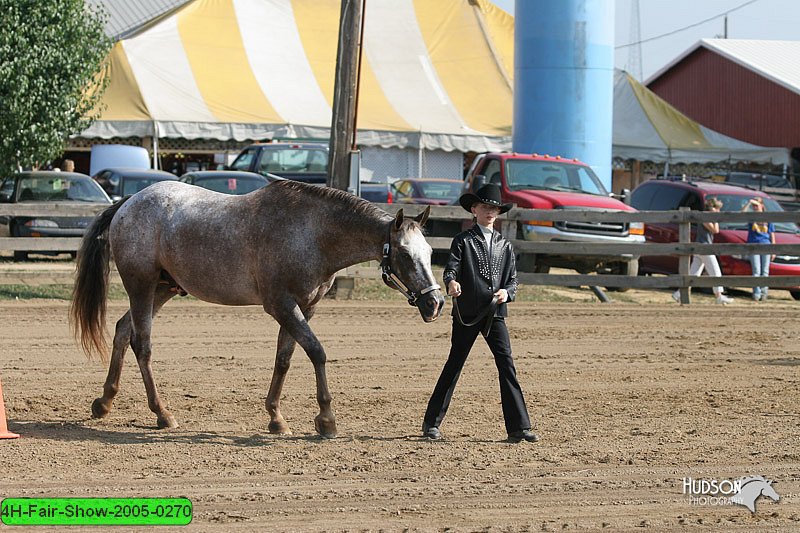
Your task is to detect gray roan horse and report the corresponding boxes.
[69,180,444,438]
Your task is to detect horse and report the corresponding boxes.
[69,180,445,438]
[730,476,780,513]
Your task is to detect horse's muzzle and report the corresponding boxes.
[419,291,445,322]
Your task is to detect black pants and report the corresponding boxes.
[424,317,531,434]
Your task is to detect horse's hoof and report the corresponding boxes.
[156,413,179,429]
[91,398,111,419]
[268,420,292,435]
[314,415,337,439]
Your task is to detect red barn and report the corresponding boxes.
[647,39,800,157]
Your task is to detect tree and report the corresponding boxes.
[0,0,111,177]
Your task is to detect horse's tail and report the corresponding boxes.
[69,197,131,362]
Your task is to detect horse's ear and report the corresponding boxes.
[414,205,431,226]
[394,209,404,230]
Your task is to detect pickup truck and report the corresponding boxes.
[462,152,644,280]
[229,142,329,184]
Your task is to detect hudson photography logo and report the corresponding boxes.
[682,476,780,513]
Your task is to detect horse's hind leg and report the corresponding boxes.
[266,327,296,434]
[92,287,176,422]
[91,310,132,419]
[265,307,316,435]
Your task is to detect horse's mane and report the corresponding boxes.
[272,179,391,224]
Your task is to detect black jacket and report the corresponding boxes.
[443,225,517,320]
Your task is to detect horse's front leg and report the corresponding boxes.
[270,301,335,438]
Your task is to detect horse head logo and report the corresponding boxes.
[730,476,780,514]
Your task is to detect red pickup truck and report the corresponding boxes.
[463,153,644,279]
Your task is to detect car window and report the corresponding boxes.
[629,184,656,210]
[196,177,266,194]
[482,159,502,187]
[727,172,793,190]
[505,160,608,196]
[230,148,258,171]
[0,178,15,202]
[17,176,109,202]
[121,177,172,196]
[257,148,328,175]
[417,181,462,201]
[715,193,799,233]
[681,192,703,211]
[392,181,413,199]
[648,186,689,211]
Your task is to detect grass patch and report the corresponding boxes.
[0,284,130,301]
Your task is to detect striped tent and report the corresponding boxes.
[613,70,787,165]
[84,0,514,152]
[82,0,788,165]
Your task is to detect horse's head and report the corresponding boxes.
[761,479,780,502]
[382,206,444,322]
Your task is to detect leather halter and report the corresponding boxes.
[380,241,440,306]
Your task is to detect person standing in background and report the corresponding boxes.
[672,197,733,305]
[743,197,775,301]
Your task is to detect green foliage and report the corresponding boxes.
[0,0,111,176]
[0,283,129,301]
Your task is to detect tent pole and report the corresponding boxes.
[152,121,159,170]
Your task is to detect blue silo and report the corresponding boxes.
[513,0,615,188]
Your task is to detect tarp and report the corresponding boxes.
[81,0,789,164]
[613,70,789,165]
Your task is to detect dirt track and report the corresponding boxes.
[1,296,799,531]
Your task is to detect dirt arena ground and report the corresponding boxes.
[1,290,799,530]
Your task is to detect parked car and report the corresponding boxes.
[0,171,112,261]
[359,182,393,203]
[92,167,177,201]
[180,170,277,194]
[391,178,462,205]
[461,152,644,281]
[724,171,799,211]
[725,172,794,190]
[629,177,800,300]
[229,142,329,184]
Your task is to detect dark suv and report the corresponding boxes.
[630,177,800,300]
[725,172,793,190]
[725,172,798,211]
[229,142,328,184]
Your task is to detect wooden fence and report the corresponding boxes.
[2,203,800,303]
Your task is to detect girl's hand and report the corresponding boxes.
[494,289,508,303]
[447,280,462,297]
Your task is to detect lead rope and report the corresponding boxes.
[452,294,500,337]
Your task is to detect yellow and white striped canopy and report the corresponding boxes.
[82,0,787,163]
[85,0,514,151]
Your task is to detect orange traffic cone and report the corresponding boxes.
[0,377,20,439]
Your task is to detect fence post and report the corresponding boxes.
[678,206,691,304]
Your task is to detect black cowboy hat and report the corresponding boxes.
[458,183,513,214]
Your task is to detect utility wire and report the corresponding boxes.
[615,0,759,49]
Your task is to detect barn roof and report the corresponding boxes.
[646,38,800,97]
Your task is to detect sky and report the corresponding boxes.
[490,0,800,82]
